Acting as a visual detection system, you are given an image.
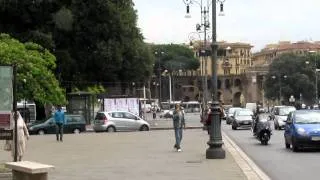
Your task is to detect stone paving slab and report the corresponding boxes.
[1,129,247,180]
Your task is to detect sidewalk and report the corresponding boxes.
[1,130,249,180]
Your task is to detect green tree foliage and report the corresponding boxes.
[0,33,66,105]
[0,0,154,91]
[151,44,199,75]
[264,53,320,103]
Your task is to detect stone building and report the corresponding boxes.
[248,41,320,107]
[171,41,254,106]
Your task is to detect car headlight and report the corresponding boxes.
[297,128,307,136]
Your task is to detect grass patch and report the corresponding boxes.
[0,163,10,173]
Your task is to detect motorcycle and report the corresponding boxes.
[252,114,272,145]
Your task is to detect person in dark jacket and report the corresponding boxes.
[205,101,225,134]
[54,105,65,142]
[172,104,185,152]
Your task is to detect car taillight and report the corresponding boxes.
[103,117,108,124]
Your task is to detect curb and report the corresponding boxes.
[150,126,203,131]
[222,131,271,180]
[0,173,12,179]
[85,126,203,132]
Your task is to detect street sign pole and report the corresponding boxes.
[13,65,18,162]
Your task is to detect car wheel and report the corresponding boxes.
[73,128,80,134]
[38,129,45,135]
[232,125,237,130]
[285,142,290,149]
[140,125,149,131]
[292,138,299,152]
[107,126,116,132]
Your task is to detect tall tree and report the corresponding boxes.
[151,44,200,75]
[0,0,154,91]
[264,53,320,104]
[0,33,66,105]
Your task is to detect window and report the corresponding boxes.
[123,112,136,120]
[112,112,123,118]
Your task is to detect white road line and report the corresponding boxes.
[222,132,272,180]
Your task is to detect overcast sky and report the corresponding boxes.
[133,0,320,52]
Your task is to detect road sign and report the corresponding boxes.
[0,129,13,140]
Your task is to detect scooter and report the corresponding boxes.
[252,115,272,145]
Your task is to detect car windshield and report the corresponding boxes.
[295,112,320,124]
[237,110,253,116]
[229,108,241,114]
[279,107,296,116]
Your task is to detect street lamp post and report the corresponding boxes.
[155,51,164,106]
[183,0,226,159]
[306,51,319,104]
[23,78,27,123]
[271,75,287,104]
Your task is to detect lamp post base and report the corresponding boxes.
[206,146,225,159]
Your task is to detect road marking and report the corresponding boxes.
[222,132,271,180]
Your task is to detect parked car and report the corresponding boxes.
[160,109,174,118]
[271,106,296,130]
[284,110,320,151]
[28,114,86,135]
[231,109,254,130]
[226,107,242,124]
[93,111,150,132]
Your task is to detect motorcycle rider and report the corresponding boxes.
[252,103,261,136]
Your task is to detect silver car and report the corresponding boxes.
[93,111,150,132]
[231,109,254,130]
[271,106,296,130]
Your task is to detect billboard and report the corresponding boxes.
[104,98,140,116]
[0,66,13,129]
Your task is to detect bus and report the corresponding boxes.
[17,101,36,123]
[181,101,201,113]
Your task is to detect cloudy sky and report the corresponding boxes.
[133,0,320,52]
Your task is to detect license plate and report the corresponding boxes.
[311,136,320,141]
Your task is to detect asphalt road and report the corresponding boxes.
[222,120,320,180]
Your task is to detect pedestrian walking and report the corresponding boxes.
[9,111,29,161]
[152,107,156,120]
[172,104,185,152]
[54,105,65,142]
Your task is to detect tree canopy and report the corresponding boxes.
[0,33,66,105]
[264,53,320,104]
[151,44,200,75]
[0,0,154,91]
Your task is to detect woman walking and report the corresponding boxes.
[172,104,185,152]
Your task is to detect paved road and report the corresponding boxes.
[222,120,320,180]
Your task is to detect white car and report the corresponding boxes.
[160,109,174,118]
[93,111,150,132]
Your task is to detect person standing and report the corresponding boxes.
[54,105,65,142]
[172,104,185,152]
[10,111,29,161]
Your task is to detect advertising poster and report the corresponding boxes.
[103,98,139,115]
[0,66,13,129]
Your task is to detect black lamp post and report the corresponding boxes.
[183,0,226,159]
[155,51,164,106]
[23,78,27,123]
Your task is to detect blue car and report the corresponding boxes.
[284,110,320,152]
